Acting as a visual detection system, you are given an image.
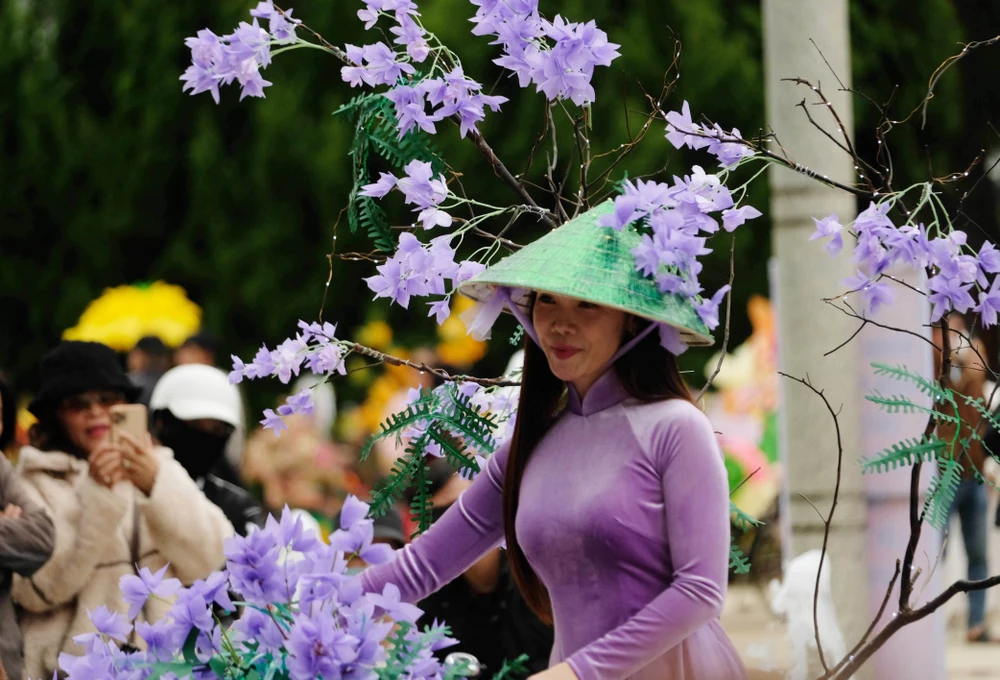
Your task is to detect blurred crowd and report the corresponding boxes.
[0,329,552,680]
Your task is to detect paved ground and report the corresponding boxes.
[720,586,999,679]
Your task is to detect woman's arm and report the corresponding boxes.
[565,404,731,680]
[0,457,54,575]
[13,473,128,612]
[137,452,234,583]
[361,442,510,602]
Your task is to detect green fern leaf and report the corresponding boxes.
[730,500,762,533]
[729,540,752,575]
[923,457,963,530]
[490,655,531,680]
[871,362,956,406]
[860,436,947,474]
[409,462,433,536]
[426,423,482,476]
[361,391,437,460]
[866,391,960,424]
[959,392,1000,433]
[368,440,427,520]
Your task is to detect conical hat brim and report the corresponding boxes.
[457,200,714,346]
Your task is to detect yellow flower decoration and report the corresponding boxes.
[63,281,202,351]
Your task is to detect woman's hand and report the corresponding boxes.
[528,663,579,680]
[88,444,124,488]
[0,504,22,519]
[117,431,161,496]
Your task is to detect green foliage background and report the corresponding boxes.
[2,0,995,413]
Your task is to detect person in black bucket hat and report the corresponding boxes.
[14,340,234,680]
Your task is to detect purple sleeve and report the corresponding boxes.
[361,442,509,602]
[566,404,730,680]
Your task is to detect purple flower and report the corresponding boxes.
[368,583,423,623]
[135,619,182,661]
[298,319,339,342]
[307,344,347,376]
[721,205,762,232]
[340,495,371,530]
[269,505,323,553]
[843,271,894,317]
[979,242,1000,275]
[233,608,285,653]
[657,324,688,355]
[191,571,235,612]
[169,589,215,633]
[810,214,844,256]
[707,126,755,168]
[390,15,430,62]
[397,161,448,208]
[597,194,641,231]
[225,529,285,606]
[694,285,730,331]
[665,101,712,151]
[854,201,894,235]
[360,172,398,198]
[271,335,308,384]
[455,260,486,284]
[260,408,288,435]
[245,344,277,379]
[278,388,314,417]
[385,85,438,137]
[976,277,1000,327]
[428,299,451,325]
[928,274,975,323]
[228,355,246,384]
[286,611,361,680]
[82,606,132,645]
[119,565,182,621]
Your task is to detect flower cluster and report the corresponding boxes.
[343,1,508,139]
[230,321,348,434]
[362,160,454,229]
[472,0,620,105]
[665,101,756,169]
[598,172,759,331]
[365,232,486,322]
[59,500,466,680]
[180,1,299,103]
[810,199,1000,323]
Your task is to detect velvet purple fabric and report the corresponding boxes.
[361,369,747,679]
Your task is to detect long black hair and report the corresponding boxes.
[501,314,692,624]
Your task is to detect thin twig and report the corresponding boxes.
[696,236,736,402]
[348,343,520,387]
[779,372,846,674]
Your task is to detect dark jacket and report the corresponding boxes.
[0,456,54,680]
[200,475,266,537]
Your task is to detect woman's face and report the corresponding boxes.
[532,292,627,397]
[56,390,126,455]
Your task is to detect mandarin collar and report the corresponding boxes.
[566,369,630,416]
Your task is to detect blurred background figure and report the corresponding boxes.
[126,335,172,407]
[174,332,220,367]
[150,364,265,536]
[411,458,553,676]
[243,378,361,536]
[15,341,233,679]
[934,314,995,642]
[0,375,55,680]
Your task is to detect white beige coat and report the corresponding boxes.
[12,446,234,680]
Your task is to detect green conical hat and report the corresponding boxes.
[458,200,714,346]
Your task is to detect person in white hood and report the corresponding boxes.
[150,365,265,537]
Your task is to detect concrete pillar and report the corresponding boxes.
[762,1,869,675]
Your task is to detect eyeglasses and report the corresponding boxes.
[59,391,127,413]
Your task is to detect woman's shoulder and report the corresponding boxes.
[622,398,717,460]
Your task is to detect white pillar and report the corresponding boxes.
[762,1,869,675]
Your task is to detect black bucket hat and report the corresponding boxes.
[28,341,141,418]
